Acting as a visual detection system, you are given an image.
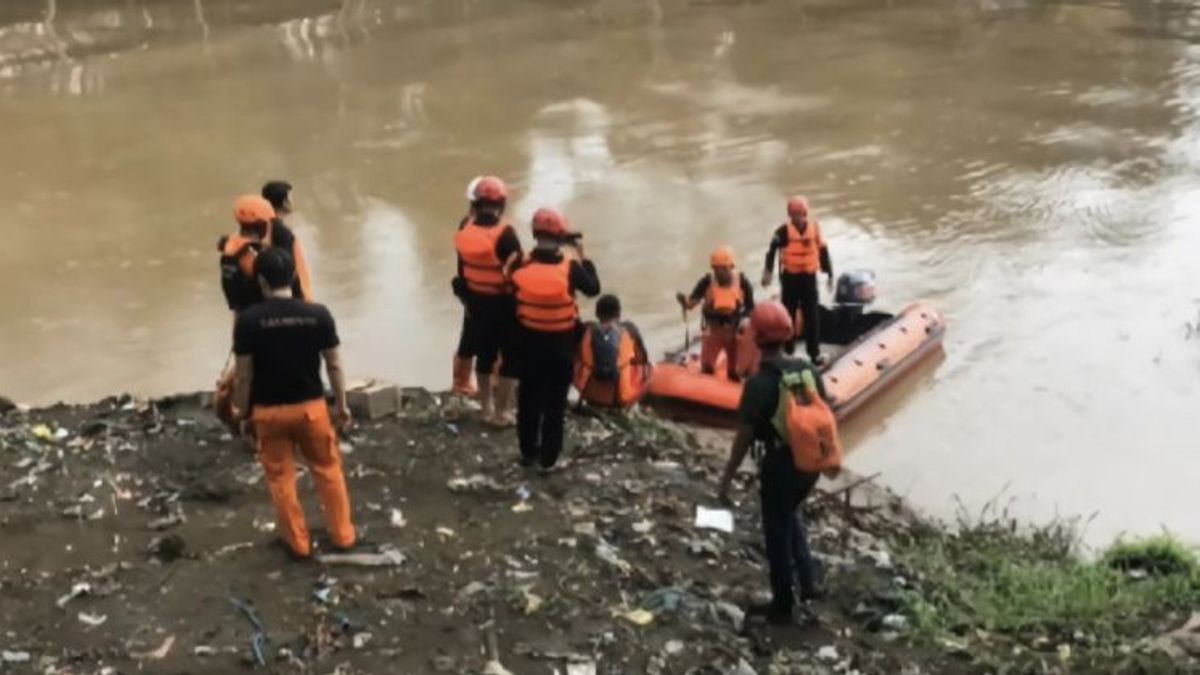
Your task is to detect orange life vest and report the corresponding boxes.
[780,220,824,275]
[704,273,745,319]
[575,322,646,407]
[513,258,578,333]
[772,370,843,473]
[455,219,512,295]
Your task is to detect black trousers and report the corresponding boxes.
[780,272,820,360]
[760,447,820,609]
[461,294,518,377]
[516,329,576,468]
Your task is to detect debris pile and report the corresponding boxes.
[0,390,1193,674]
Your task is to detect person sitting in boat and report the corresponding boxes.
[574,294,651,409]
[675,246,756,381]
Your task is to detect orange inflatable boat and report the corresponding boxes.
[644,298,946,427]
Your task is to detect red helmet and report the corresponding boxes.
[531,207,571,237]
[787,195,809,218]
[467,175,508,203]
[751,301,794,347]
[234,195,275,227]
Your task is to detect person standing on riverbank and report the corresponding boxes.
[261,180,315,302]
[762,196,834,365]
[231,247,355,559]
[718,300,829,624]
[511,208,600,470]
[452,175,523,423]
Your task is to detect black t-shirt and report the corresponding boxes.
[737,355,827,449]
[233,298,339,407]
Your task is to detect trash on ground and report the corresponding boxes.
[694,506,734,533]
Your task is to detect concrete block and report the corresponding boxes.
[347,381,400,420]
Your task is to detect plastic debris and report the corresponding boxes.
[436,526,457,539]
[316,548,406,567]
[595,539,632,575]
[57,582,92,608]
[390,508,407,528]
[31,424,54,441]
[353,632,373,649]
[817,645,840,662]
[729,658,757,675]
[131,635,175,660]
[631,519,654,534]
[511,502,533,513]
[447,474,502,492]
[623,608,654,626]
[229,597,268,667]
[664,639,684,656]
[694,506,734,533]
[882,613,909,631]
[566,663,598,675]
[522,589,543,614]
[1,651,31,664]
[78,612,108,627]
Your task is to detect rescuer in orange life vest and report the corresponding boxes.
[452,175,524,425]
[676,246,756,381]
[574,294,651,409]
[261,180,315,302]
[762,196,834,365]
[215,195,282,428]
[718,300,842,625]
[510,208,601,470]
[230,247,356,560]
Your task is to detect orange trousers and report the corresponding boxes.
[701,323,739,379]
[252,399,355,557]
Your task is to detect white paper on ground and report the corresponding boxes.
[694,506,734,533]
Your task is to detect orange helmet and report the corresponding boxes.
[467,175,508,203]
[787,196,809,218]
[234,195,275,226]
[710,245,736,269]
[531,207,572,237]
[751,301,794,347]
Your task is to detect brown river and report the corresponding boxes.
[1,0,1197,546]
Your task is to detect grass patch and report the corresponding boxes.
[897,512,1200,645]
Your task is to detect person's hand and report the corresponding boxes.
[332,403,352,429]
[761,269,773,289]
[675,291,688,308]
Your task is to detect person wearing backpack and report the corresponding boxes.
[215,195,279,427]
[716,300,843,625]
[574,295,651,408]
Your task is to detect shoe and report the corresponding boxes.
[452,355,478,397]
[799,587,827,602]
[747,601,794,626]
[518,455,537,469]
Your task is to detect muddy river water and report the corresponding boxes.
[1,0,1197,546]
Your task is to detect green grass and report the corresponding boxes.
[897,516,1200,645]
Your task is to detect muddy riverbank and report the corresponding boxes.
[1,391,1196,674]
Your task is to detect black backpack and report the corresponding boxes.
[590,324,625,382]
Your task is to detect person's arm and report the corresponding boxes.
[319,308,350,427]
[677,276,708,311]
[496,226,523,272]
[324,347,350,427]
[232,355,253,422]
[291,239,315,301]
[817,222,833,289]
[570,259,601,298]
[625,322,650,365]
[231,314,254,420]
[718,424,755,504]
[762,226,786,286]
[741,274,756,312]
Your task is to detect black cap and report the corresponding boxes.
[596,294,621,321]
[261,181,293,211]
